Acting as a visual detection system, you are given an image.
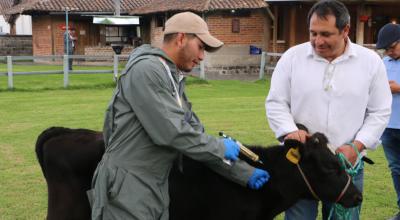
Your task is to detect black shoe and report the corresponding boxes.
[388,212,400,220]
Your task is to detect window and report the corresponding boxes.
[232,18,240,33]
[270,7,286,41]
[277,9,285,40]
[156,16,164,28]
[105,26,136,45]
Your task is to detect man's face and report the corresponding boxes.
[385,40,400,60]
[309,13,349,61]
[176,34,205,72]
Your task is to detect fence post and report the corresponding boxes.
[259,52,266,80]
[63,55,69,88]
[7,56,13,89]
[199,60,205,80]
[113,54,119,81]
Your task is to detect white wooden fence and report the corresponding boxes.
[1,52,281,89]
[0,54,129,89]
[0,55,210,89]
[258,51,283,79]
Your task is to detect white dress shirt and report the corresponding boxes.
[266,40,392,150]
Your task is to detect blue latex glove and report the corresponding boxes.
[248,168,270,190]
[223,138,240,161]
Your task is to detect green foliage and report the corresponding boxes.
[0,74,396,219]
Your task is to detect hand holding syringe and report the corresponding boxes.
[219,132,263,165]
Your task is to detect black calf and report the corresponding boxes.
[35,127,362,220]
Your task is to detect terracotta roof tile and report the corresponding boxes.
[6,0,152,14]
[130,0,267,15]
[0,0,30,22]
[0,0,14,12]
[130,0,208,15]
[209,0,267,10]
[5,0,267,15]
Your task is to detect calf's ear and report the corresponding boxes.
[283,138,303,149]
[309,133,329,147]
[286,147,301,164]
[284,139,304,164]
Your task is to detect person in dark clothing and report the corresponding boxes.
[64,29,76,70]
[376,23,400,220]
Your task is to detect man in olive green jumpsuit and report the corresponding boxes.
[88,12,269,220]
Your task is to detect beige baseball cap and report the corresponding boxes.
[164,12,224,52]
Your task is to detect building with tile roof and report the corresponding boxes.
[266,0,400,52]
[3,0,271,79]
[3,0,400,78]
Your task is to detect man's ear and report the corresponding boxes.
[176,33,186,48]
[342,24,350,39]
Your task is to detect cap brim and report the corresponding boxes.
[376,42,386,50]
[196,33,224,52]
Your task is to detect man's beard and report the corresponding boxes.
[176,45,193,72]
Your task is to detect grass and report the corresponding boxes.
[0,73,397,219]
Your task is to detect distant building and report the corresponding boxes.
[266,0,400,52]
[6,0,271,79]
[7,0,399,78]
[129,0,271,79]
[6,0,150,56]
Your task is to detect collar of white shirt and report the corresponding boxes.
[306,38,357,64]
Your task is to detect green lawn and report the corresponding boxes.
[0,73,397,219]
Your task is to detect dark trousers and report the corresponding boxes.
[381,128,400,208]
[65,50,74,70]
[68,56,73,70]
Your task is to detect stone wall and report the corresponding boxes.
[201,44,263,80]
[203,65,262,80]
[0,35,32,56]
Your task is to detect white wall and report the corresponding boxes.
[0,16,10,33]
[0,14,32,35]
[15,15,32,35]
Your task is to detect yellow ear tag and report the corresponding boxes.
[286,147,301,164]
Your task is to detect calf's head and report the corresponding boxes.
[284,132,362,208]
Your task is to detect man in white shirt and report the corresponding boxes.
[265,0,392,219]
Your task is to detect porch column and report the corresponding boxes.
[289,6,296,47]
[356,4,366,45]
[273,6,278,53]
